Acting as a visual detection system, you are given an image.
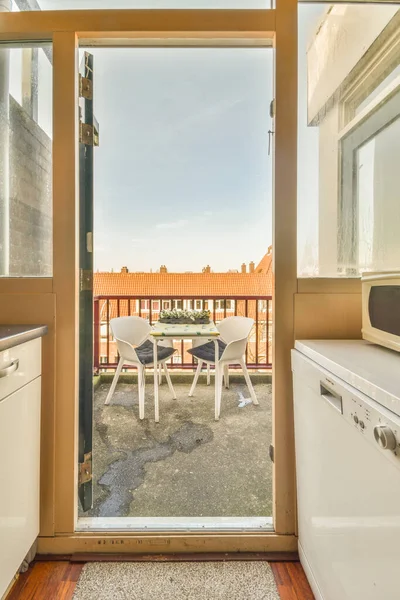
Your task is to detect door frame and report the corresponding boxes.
[0,4,297,553]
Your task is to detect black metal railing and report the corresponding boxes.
[94,295,272,373]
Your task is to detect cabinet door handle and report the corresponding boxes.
[0,359,20,378]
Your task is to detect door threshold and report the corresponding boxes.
[77,516,273,532]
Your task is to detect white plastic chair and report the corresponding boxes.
[188,316,259,419]
[104,316,177,420]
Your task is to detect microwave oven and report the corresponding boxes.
[362,272,400,353]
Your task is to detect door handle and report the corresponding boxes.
[320,381,343,414]
[0,358,19,378]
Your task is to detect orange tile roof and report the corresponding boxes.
[94,251,273,299]
[94,271,272,298]
[255,250,272,275]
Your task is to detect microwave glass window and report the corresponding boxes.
[369,286,400,337]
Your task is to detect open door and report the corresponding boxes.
[78,51,99,511]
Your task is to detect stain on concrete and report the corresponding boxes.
[81,379,273,519]
[91,422,213,517]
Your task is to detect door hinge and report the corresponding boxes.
[79,452,92,485]
[79,74,93,100]
[79,122,99,147]
[80,269,93,292]
[269,444,274,463]
[269,98,275,119]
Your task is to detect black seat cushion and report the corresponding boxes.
[135,339,176,365]
[187,339,227,363]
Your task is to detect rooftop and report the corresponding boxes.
[94,249,273,298]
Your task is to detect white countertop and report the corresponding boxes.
[295,340,400,416]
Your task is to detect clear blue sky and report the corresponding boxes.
[89,48,273,273]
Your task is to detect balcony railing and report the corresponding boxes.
[94,295,272,372]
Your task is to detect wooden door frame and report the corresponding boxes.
[0,4,298,553]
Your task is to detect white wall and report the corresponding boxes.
[308,5,398,122]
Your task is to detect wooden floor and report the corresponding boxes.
[8,560,314,600]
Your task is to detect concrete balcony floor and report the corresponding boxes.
[83,373,272,519]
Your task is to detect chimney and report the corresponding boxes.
[241,263,246,274]
[249,261,255,273]
[121,266,129,274]
[160,265,168,274]
[202,265,211,273]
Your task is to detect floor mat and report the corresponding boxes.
[72,561,280,600]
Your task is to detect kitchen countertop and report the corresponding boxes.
[295,339,400,416]
[0,325,48,353]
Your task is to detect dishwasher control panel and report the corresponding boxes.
[327,379,400,464]
[292,349,400,465]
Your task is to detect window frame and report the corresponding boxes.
[0,4,299,555]
[339,84,400,274]
[140,299,150,311]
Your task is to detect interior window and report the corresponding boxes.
[0,43,53,277]
[340,88,400,274]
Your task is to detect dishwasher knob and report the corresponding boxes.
[373,426,397,451]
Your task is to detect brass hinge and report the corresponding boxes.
[80,269,93,292]
[79,452,92,485]
[79,74,93,100]
[269,444,274,463]
[79,122,99,147]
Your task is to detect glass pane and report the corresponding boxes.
[356,117,400,273]
[83,47,273,524]
[298,3,400,277]
[11,0,270,9]
[0,44,53,277]
[369,285,400,336]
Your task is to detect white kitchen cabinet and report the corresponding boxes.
[0,336,43,599]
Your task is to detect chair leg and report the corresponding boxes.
[240,358,259,405]
[163,362,177,400]
[138,366,145,420]
[207,364,211,386]
[215,362,224,420]
[223,364,229,389]
[158,363,163,385]
[105,358,123,405]
[189,360,203,397]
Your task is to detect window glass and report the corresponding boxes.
[341,108,400,274]
[0,43,53,277]
[298,4,400,277]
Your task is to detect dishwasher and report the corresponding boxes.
[292,340,400,600]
